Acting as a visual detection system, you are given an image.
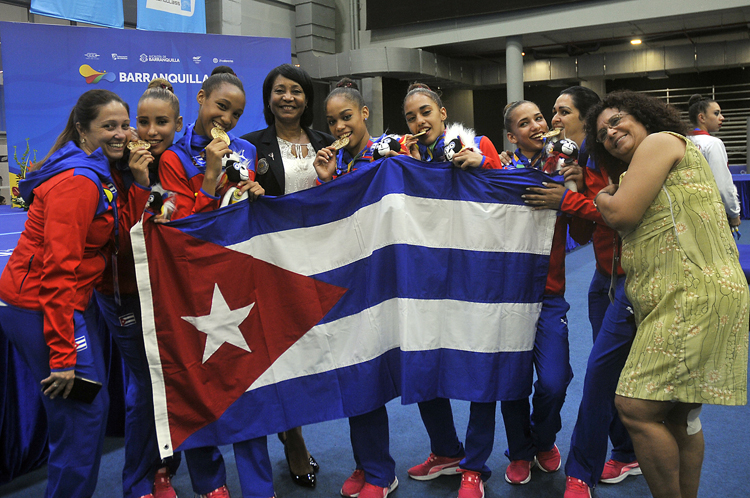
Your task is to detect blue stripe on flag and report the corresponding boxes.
[179,348,534,449]
[316,245,549,323]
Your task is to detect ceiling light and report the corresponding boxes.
[630,39,642,45]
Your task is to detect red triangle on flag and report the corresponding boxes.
[142,222,347,449]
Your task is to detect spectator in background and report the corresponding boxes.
[686,94,741,232]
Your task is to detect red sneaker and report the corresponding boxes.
[153,467,177,498]
[564,476,592,498]
[357,477,398,498]
[600,459,642,484]
[504,459,533,485]
[200,485,230,498]
[341,469,366,497]
[535,444,561,473]
[407,453,462,480]
[457,470,484,498]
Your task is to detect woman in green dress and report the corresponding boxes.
[586,90,749,498]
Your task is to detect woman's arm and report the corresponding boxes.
[595,133,685,232]
[38,176,102,398]
[159,150,220,219]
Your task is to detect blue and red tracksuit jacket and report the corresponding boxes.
[0,141,150,371]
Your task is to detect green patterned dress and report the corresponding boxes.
[617,133,749,405]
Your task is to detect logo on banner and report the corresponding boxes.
[140,53,181,63]
[212,57,234,64]
[79,65,116,84]
[112,53,128,61]
[84,52,100,60]
[193,56,201,64]
[146,0,195,17]
[118,71,208,84]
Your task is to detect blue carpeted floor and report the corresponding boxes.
[1,204,749,497]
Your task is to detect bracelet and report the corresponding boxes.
[593,190,609,210]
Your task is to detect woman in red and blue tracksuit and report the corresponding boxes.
[158,72,271,498]
[314,78,401,498]
[0,90,151,498]
[400,83,508,498]
[497,100,574,486]
[523,86,638,497]
[94,83,184,498]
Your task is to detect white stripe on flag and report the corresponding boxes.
[230,194,556,276]
[131,221,173,458]
[248,298,541,391]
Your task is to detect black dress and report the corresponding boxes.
[241,124,334,196]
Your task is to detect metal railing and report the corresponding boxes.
[642,84,750,166]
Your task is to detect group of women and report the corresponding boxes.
[0,59,747,498]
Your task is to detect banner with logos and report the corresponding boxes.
[30,0,125,29]
[0,21,289,206]
[138,0,207,34]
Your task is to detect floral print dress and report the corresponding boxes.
[617,133,749,405]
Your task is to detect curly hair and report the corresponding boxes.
[584,90,687,181]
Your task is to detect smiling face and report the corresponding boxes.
[77,101,130,163]
[269,74,307,126]
[195,82,245,136]
[551,94,584,146]
[326,94,370,154]
[506,102,549,157]
[702,102,724,134]
[596,107,649,164]
[136,98,183,157]
[403,92,447,145]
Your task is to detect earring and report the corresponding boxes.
[81,137,86,145]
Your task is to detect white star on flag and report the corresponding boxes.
[182,283,255,363]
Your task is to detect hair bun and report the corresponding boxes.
[336,77,359,91]
[211,65,236,76]
[407,82,431,93]
[687,94,705,108]
[148,77,174,93]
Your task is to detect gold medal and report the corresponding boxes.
[332,136,350,150]
[127,140,151,151]
[411,130,427,138]
[211,127,230,145]
[541,129,562,139]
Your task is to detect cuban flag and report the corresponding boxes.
[132,155,556,458]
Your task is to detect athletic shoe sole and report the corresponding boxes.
[384,476,399,496]
[408,464,462,481]
[600,465,642,484]
[504,461,534,485]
